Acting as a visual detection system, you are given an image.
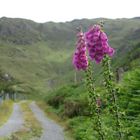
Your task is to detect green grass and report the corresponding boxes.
[0,100,13,127]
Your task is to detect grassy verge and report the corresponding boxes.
[3,101,42,140]
[37,101,95,140]
[0,100,13,127]
[37,101,74,140]
[41,68,140,140]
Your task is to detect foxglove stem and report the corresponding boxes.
[102,55,122,139]
[85,61,105,140]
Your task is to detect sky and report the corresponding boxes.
[0,0,139,23]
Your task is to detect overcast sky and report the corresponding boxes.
[0,0,139,23]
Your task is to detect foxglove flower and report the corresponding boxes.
[85,25,115,63]
[73,32,88,70]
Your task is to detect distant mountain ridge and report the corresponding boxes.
[0,17,140,45]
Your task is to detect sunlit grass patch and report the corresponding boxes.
[0,100,13,127]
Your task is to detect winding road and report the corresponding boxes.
[0,101,66,140]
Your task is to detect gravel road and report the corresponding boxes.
[29,102,65,140]
[0,103,24,137]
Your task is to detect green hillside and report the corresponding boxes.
[0,17,140,96]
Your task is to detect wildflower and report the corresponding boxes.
[73,32,88,70]
[85,25,115,63]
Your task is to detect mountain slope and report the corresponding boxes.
[0,17,140,95]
